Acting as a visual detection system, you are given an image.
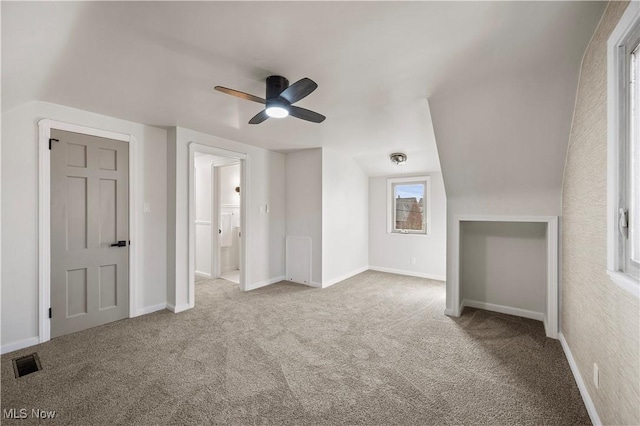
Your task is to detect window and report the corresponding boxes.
[629,44,640,271]
[387,176,430,235]
[607,2,640,297]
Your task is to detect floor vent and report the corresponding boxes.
[12,353,42,378]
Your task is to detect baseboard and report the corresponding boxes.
[368,266,446,282]
[1,337,40,355]
[322,266,369,289]
[245,275,285,291]
[559,332,602,426]
[195,271,212,279]
[135,303,167,316]
[222,266,239,273]
[461,299,545,322]
[166,303,190,313]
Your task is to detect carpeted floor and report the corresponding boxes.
[1,271,589,425]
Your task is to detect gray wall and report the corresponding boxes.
[461,222,546,314]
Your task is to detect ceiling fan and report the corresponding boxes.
[214,75,326,124]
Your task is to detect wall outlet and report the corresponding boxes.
[593,363,599,389]
[410,257,416,265]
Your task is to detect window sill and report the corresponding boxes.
[388,232,430,237]
[607,270,640,299]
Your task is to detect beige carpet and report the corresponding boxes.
[1,271,589,425]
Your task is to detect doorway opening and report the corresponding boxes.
[188,143,247,305]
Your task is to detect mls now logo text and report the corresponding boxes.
[3,408,57,419]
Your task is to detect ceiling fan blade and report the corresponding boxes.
[248,110,270,124]
[289,106,326,123]
[279,78,318,104]
[214,86,265,104]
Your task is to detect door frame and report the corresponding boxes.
[38,119,139,343]
[188,143,247,305]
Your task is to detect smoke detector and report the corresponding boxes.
[390,153,407,165]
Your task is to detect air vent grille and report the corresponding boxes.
[12,353,42,378]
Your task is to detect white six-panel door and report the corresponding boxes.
[50,129,129,338]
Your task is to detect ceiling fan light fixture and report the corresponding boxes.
[265,98,289,118]
[265,106,289,118]
[215,75,325,124]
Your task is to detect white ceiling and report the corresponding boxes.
[2,1,605,177]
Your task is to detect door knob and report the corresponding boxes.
[110,241,127,247]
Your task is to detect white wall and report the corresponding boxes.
[219,164,240,272]
[429,46,586,316]
[219,164,240,206]
[1,101,167,349]
[443,193,559,314]
[285,149,323,285]
[322,148,369,286]
[460,221,546,314]
[369,172,446,280]
[167,127,285,308]
[194,155,214,277]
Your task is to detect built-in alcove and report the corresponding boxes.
[448,216,558,338]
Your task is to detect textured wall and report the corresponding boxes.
[562,2,640,424]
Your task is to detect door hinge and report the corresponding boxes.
[48,138,59,150]
[48,308,52,319]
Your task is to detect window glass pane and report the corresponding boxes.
[394,183,424,231]
[630,46,640,263]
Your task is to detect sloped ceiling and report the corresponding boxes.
[2,2,605,179]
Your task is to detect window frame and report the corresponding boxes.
[387,176,430,236]
[607,1,640,298]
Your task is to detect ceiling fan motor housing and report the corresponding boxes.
[266,75,290,100]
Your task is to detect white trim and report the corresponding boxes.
[607,1,640,298]
[460,299,545,322]
[195,271,212,279]
[194,220,211,226]
[188,143,248,311]
[135,303,167,316]
[308,281,323,288]
[1,337,40,355]
[321,266,369,288]
[369,266,446,281]
[166,303,190,313]
[245,275,285,291]
[559,332,602,426]
[546,217,559,338]
[606,270,640,298]
[448,215,559,339]
[37,119,140,343]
